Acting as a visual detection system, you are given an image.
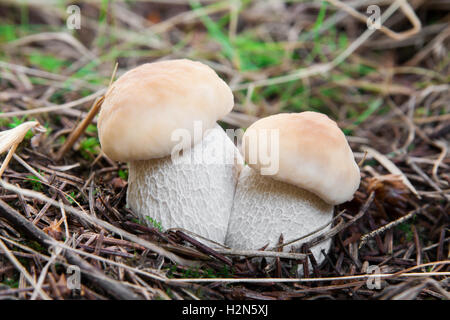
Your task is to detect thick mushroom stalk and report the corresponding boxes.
[224,112,361,268]
[225,166,333,264]
[127,125,242,244]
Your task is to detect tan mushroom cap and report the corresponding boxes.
[242,112,361,205]
[97,59,234,162]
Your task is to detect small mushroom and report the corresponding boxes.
[225,112,360,266]
[98,59,243,244]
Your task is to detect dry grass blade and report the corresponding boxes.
[214,248,307,260]
[55,62,117,160]
[5,32,96,59]
[327,0,422,41]
[359,206,429,249]
[54,96,104,160]
[0,121,43,154]
[0,89,106,118]
[168,270,450,284]
[0,121,45,178]
[362,146,420,198]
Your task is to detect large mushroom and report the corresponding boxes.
[225,112,360,266]
[98,59,243,245]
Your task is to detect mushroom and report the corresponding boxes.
[225,112,360,266]
[98,59,243,245]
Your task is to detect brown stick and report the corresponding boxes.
[55,62,118,161]
[55,96,104,161]
[175,230,233,266]
[0,143,18,178]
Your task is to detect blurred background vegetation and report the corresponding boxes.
[1,0,447,135]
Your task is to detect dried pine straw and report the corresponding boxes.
[0,0,448,300]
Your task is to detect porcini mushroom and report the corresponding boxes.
[225,112,360,265]
[98,59,243,244]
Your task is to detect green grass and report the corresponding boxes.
[1,277,19,289]
[145,216,163,232]
[86,124,98,134]
[353,98,383,125]
[0,25,17,42]
[191,0,286,71]
[24,240,47,253]
[7,117,35,139]
[57,135,66,145]
[79,137,101,160]
[27,53,69,73]
[118,169,128,180]
[191,1,236,63]
[26,174,44,191]
[396,222,415,243]
[234,34,286,70]
[66,191,77,205]
[307,0,328,63]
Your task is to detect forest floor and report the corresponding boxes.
[0,0,448,300]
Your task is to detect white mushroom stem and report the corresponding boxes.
[225,166,334,266]
[127,125,243,245]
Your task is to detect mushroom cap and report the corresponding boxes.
[242,112,361,205]
[97,59,234,162]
